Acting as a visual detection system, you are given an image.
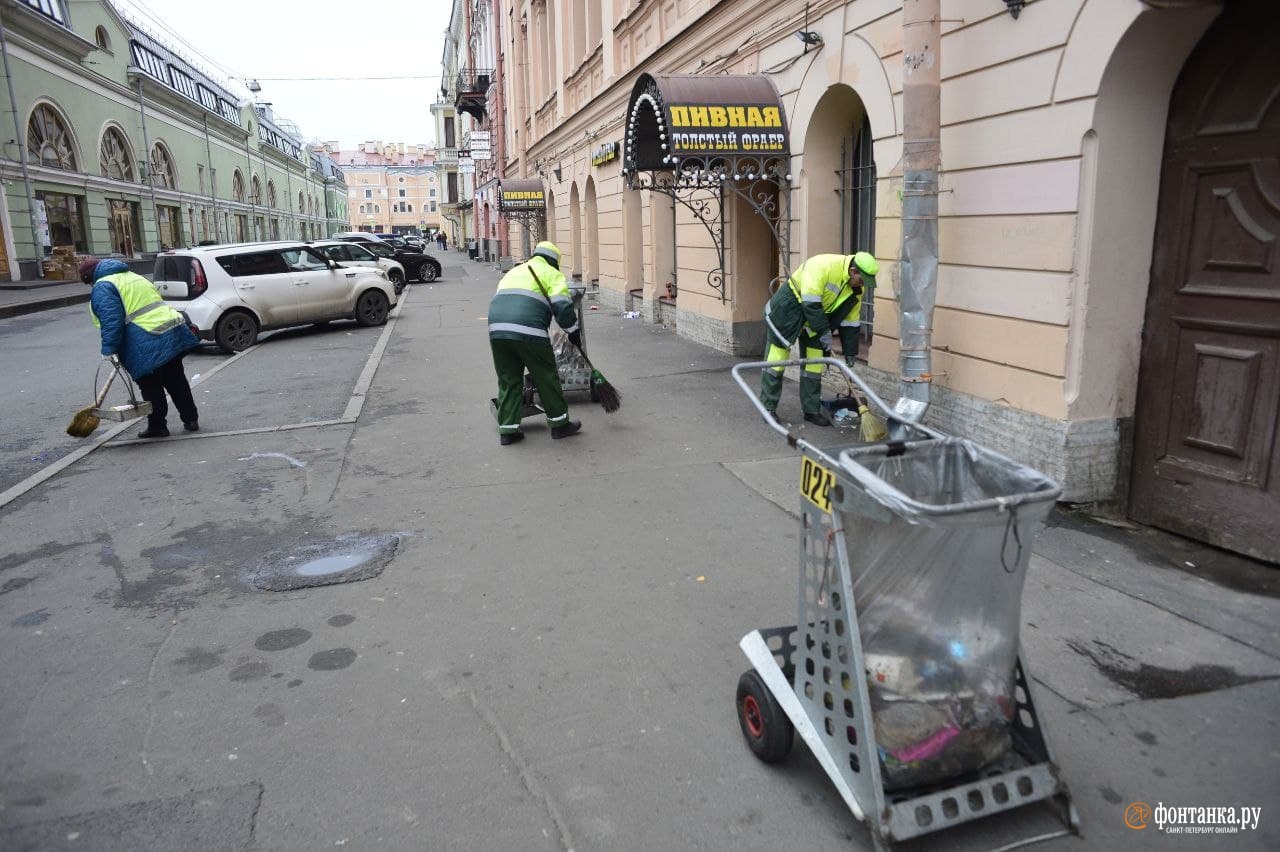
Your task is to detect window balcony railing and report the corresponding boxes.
[454,68,493,121]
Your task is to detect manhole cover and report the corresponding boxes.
[250,533,400,591]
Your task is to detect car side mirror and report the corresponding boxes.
[326,259,340,270]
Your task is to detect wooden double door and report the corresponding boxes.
[1130,0,1280,563]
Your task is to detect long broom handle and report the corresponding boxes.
[92,363,119,408]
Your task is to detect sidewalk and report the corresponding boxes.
[0,255,1275,850]
[0,278,90,318]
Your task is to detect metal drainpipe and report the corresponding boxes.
[896,0,941,422]
[135,78,161,250]
[243,133,257,239]
[284,161,293,239]
[201,113,220,240]
[1,18,44,278]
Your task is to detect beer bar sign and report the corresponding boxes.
[498,179,546,212]
[665,104,785,155]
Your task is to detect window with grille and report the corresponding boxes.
[838,115,877,348]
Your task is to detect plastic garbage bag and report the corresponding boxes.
[836,437,1060,790]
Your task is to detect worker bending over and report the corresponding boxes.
[487,241,582,445]
[759,251,879,426]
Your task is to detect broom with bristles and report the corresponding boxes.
[838,371,888,442]
[576,347,621,413]
[66,363,119,438]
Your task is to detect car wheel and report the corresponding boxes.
[418,261,438,283]
[355,289,390,326]
[214,310,259,353]
[388,269,405,294]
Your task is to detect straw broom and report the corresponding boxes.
[836,370,887,442]
[66,366,118,438]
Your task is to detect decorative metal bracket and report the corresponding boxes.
[1003,0,1025,18]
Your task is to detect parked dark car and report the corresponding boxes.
[331,232,442,283]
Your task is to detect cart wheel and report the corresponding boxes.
[736,670,793,763]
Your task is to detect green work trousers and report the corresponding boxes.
[490,337,570,434]
[759,292,825,416]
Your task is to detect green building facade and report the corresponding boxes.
[0,0,347,280]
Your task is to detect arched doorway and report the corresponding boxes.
[1130,0,1280,562]
[545,188,557,246]
[568,181,582,281]
[584,176,599,284]
[800,85,874,354]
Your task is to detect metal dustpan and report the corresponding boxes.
[91,358,152,421]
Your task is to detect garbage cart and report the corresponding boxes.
[491,286,595,422]
[730,358,1079,850]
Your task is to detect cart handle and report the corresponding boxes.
[731,358,939,462]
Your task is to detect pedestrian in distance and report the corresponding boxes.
[80,257,201,439]
[487,241,582,445]
[759,251,879,426]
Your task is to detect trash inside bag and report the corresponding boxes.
[836,437,1060,790]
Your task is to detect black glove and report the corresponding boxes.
[567,330,583,351]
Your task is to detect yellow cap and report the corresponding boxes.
[533,241,561,263]
[853,251,879,279]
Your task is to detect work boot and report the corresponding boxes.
[137,426,170,439]
[499,432,524,446]
[803,410,833,427]
[183,420,199,432]
[550,420,582,439]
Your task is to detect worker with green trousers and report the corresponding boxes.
[759,251,879,426]
[488,241,582,445]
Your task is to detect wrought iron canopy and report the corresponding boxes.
[623,73,793,302]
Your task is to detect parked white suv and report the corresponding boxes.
[152,241,398,353]
[309,240,407,293]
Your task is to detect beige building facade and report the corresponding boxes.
[322,141,441,235]
[497,0,1279,562]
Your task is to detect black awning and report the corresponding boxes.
[623,73,790,172]
[497,179,546,212]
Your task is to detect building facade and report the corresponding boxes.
[0,0,346,281]
[322,141,440,236]
[492,0,1278,563]
[433,0,476,254]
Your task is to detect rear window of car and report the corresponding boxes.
[154,255,194,283]
[217,251,290,277]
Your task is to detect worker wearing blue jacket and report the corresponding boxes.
[80,257,200,439]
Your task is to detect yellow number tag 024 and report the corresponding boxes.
[799,456,835,512]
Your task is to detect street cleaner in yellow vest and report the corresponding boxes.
[81,257,200,439]
[487,241,582,445]
[759,251,878,426]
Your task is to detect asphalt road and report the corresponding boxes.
[0,307,387,496]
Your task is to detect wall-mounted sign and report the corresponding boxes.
[498,179,546,212]
[666,104,785,154]
[591,141,620,167]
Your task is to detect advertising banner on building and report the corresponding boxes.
[497,179,546,212]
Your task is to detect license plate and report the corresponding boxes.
[799,456,835,512]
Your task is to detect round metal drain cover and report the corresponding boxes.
[250,533,400,591]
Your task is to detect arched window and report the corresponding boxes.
[232,170,246,202]
[99,126,135,181]
[374,204,380,213]
[267,181,277,209]
[407,203,413,212]
[298,191,305,213]
[94,26,111,52]
[150,142,176,189]
[28,104,77,171]
[251,175,262,205]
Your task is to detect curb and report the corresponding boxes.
[0,292,91,319]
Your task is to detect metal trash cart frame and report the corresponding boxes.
[730,357,1080,850]
[490,285,596,421]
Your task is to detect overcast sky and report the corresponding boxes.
[114,0,453,147]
